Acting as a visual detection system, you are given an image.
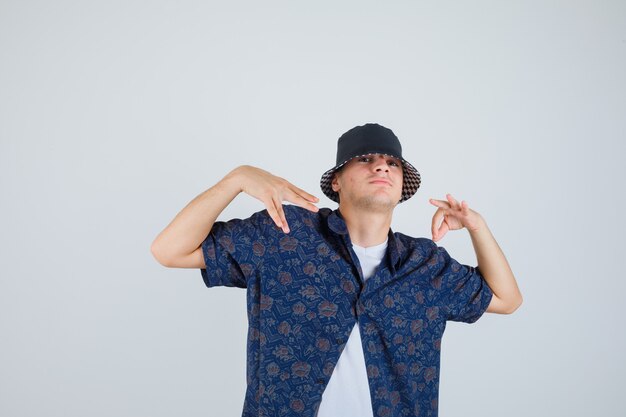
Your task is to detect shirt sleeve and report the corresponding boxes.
[200,208,269,289]
[435,245,494,323]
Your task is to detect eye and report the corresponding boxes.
[388,160,400,167]
[358,156,371,162]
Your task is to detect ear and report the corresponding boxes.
[331,172,340,192]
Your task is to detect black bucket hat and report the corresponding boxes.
[320,123,421,203]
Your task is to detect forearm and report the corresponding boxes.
[150,167,243,266]
[468,216,523,312]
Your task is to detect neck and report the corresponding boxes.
[338,203,392,247]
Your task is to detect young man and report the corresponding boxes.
[151,123,522,417]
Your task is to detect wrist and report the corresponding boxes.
[222,166,246,194]
[468,214,487,234]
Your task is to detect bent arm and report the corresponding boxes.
[150,168,242,268]
[469,217,523,314]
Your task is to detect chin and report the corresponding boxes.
[355,196,398,212]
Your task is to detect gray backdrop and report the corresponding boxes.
[1,1,625,416]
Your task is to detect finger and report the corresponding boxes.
[264,198,283,230]
[431,208,445,237]
[429,198,450,209]
[461,200,469,214]
[273,195,289,233]
[436,219,450,241]
[286,190,319,212]
[446,194,460,209]
[289,184,320,203]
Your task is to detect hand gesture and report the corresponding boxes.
[232,165,319,233]
[429,193,483,242]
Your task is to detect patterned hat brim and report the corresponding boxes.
[319,153,421,204]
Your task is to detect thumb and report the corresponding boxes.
[433,221,449,242]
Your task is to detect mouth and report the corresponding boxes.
[370,179,392,186]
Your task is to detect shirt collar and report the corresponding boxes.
[328,208,402,273]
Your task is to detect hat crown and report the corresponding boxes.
[336,123,403,165]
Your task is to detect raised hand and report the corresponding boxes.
[429,193,484,242]
[231,165,320,234]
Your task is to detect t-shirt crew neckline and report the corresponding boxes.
[351,238,388,257]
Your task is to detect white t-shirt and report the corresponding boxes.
[315,238,388,417]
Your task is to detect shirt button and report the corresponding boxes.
[336,338,345,344]
[316,378,326,384]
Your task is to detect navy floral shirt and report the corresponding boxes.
[200,204,493,417]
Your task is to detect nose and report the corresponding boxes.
[373,155,389,172]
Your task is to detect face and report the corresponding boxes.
[331,153,404,213]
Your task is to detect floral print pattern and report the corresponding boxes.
[200,205,493,417]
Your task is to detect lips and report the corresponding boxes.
[370,179,392,186]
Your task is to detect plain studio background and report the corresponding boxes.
[1,1,625,416]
